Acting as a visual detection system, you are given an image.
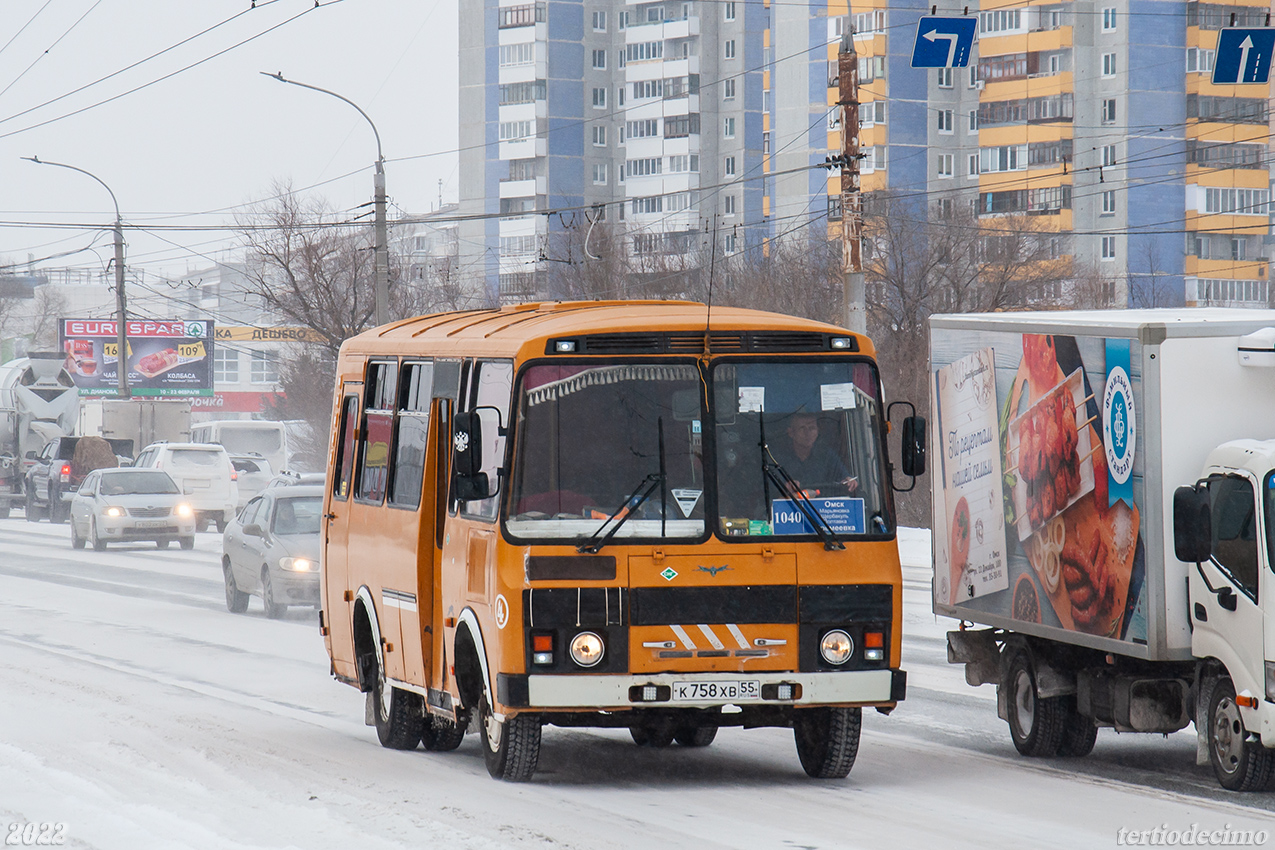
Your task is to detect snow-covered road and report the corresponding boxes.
[1,520,1271,849]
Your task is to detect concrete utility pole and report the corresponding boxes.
[838,31,866,335]
[263,72,389,327]
[23,156,130,397]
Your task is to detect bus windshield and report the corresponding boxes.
[713,360,891,539]
[506,362,706,542]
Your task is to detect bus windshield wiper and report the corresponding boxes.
[577,418,667,554]
[758,415,844,551]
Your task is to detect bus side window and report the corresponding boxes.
[448,360,473,516]
[460,360,514,522]
[355,360,398,504]
[333,394,360,501]
[388,361,433,510]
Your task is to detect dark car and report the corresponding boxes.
[221,485,323,618]
[26,436,134,524]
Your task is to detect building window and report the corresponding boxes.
[1102,144,1116,166]
[1232,238,1247,261]
[213,348,238,384]
[498,3,546,29]
[724,155,736,176]
[250,350,279,384]
[1101,7,1117,31]
[937,109,953,133]
[618,87,625,106]
[968,109,977,132]
[592,87,606,108]
[725,1,736,21]
[1187,47,1216,73]
[1101,236,1117,260]
[592,49,606,70]
[969,64,980,87]
[937,153,954,178]
[592,125,607,146]
[499,120,534,141]
[724,117,736,138]
[1101,98,1116,123]
[980,8,1023,33]
[968,154,979,176]
[1101,190,1116,214]
[724,78,736,99]
[592,163,607,185]
[618,49,626,68]
[937,68,953,88]
[1204,187,1270,215]
[763,132,770,154]
[592,10,606,31]
[725,39,736,59]
[1102,52,1116,77]
[724,195,737,215]
[498,43,535,67]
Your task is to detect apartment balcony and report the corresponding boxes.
[499,102,545,123]
[499,136,547,160]
[499,176,546,198]
[625,15,699,42]
[626,95,698,120]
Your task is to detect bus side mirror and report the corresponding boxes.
[901,416,927,477]
[452,411,493,501]
[1173,485,1211,563]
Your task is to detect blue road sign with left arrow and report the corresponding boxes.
[911,16,978,68]
[1212,28,1275,84]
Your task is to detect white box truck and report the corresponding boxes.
[931,309,1275,791]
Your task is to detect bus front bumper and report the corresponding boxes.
[500,668,906,710]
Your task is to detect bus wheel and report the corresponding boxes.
[675,726,718,747]
[422,711,467,752]
[793,707,861,779]
[1208,677,1274,791]
[480,696,540,781]
[1006,652,1065,757]
[372,663,422,750]
[630,724,674,748]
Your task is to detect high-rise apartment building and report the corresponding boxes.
[459,0,1272,308]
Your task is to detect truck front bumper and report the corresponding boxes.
[500,668,906,710]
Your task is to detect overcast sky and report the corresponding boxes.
[0,0,459,281]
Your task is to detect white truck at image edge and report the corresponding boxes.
[0,353,80,517]
[931,309,1275,792]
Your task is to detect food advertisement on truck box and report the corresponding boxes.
[932,328,1147,643]
[59,318,214,397]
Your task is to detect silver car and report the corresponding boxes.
[70,468,197,551]
[221,485,323,618]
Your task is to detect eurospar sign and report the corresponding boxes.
[59,318,215,397]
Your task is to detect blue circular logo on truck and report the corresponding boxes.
[1102,366,1135,484]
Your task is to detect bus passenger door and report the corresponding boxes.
[324,388,361,681]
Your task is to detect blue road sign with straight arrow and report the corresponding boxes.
[911,16,978,68]
[1212,28,1275,84]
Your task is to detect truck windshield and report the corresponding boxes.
[713,360,890,539]
[506,362,706,542]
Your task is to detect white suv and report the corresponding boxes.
[132,442,238,532]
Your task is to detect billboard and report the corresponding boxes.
[931,328,1146,644]
[59,318,215,397]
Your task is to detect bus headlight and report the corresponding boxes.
[280,557,313,572]
[569,632,605,667]
[820,630,854,665]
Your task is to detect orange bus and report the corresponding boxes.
[319,301,925,781]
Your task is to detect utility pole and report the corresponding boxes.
[23,156,130,397]
[838,30,866,335]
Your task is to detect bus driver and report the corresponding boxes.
[771,412,858,495]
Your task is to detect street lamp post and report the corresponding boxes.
[23,156,130,398]
[262,72,389,327]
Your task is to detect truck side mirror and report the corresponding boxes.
[1173,485,1211,563]
[901,415,927,477]
[452,411,493,501]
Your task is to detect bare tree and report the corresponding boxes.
[30,286,69,348]
[1126,236,1176,308]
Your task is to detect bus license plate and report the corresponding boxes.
[671,680,760,702]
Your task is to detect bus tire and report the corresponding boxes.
[422,711,467,752]
[480,696,540,781]
[793,706,861,779]
[373,664,423,751]
[1207,677,1274,791]
[1056,700,1098,757]
[1006,652,1066,757]
[675,726,718,747]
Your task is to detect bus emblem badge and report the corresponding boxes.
[695,565,730,577]
[453,431,470,453]
[660,567,678,581]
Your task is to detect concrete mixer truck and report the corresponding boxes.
[0,352,80,518]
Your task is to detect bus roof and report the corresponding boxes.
[339,301,871,361]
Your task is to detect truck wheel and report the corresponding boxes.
[630,724,675,748]
[675,726,718,747]
[422,710,468,752]
[1006,653,1066,757]
[90,518,107,552]
[480,696,541,781]
[0,505,9,519]
[49,496,67,524]
[25,490,40,522]
[1208,677,1275,791]
[793,706,861,778]
[372,659,422,750]
[223,560,249,613]
[1056,701,1098,757]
